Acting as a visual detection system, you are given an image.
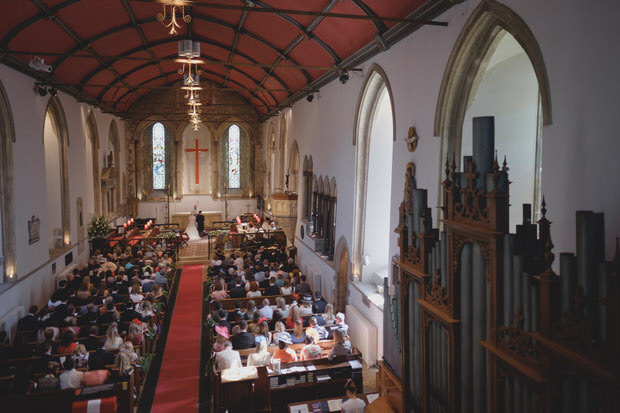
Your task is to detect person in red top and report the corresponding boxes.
[273,336,297,363]
[56,330,78,354]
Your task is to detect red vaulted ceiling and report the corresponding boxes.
[0,0,438,115]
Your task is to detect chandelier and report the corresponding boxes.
[157,4,191,35]
[177,40,204,131]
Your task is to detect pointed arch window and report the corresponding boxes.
[228,124,241,189]
[152,122,166,190]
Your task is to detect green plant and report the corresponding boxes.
[137,353,153,372]
[145,325,157,340]
[88,216,111,238]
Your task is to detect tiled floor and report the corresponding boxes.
[179,238,212,258]
[363,363,378,394]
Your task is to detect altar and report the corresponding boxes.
[171,211,222,230]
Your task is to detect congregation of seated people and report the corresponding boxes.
[0,243,173,398]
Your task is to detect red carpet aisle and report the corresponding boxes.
[151,264,203,413]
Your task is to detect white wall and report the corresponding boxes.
[43,114,62,248]
[277,0,620,369]
[181,123,212,195]
[0,64,126,325]
[284,0,620,281]
[137,196,257,225]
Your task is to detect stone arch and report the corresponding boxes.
[135,119,175,200]
[109,120,121,214]
[217,119,253,197]
[86,111,100,216]
[288,140,300,193]
[334,236,350,313]
[44,96,71,250]
[434,0,552,187]
[0,79,16,281]
[352,63,396,278]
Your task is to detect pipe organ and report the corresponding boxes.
[387,116,620,412]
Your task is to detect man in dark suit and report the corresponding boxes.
[82,326,103,351]
[264,277,280,296]
[229,277,247,298]
[196,210,205,236]
[312,292,327,314]
[294,275,311,294]
[231,320,255,350]
[17,306,39,332]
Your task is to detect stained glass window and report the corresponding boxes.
[152,122,166,190]
[228,124,240,189]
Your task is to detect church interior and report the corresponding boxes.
[0,0,619,412]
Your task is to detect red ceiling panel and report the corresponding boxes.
[261,0,331,28]
[91,28,143,57]
[231,55,264,83]
[192,23,235,49]
[287,38,334,79]
[54,57,100,83]
[236,34,279,65]
[8,19,75,56]
[125,65,160,86]
[57,0,130,41]
[0,1,438,114]
[0,2,39,41]
[243,13,301,51]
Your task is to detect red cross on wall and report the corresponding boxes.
[185,139,208,185]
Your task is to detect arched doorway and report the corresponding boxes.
[435,1,552,228]
[44,97,71,253]
[352,64,396,280]
[0,79,16,281]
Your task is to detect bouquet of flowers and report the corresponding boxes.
[88,216,110,238]
[156,231,178,240]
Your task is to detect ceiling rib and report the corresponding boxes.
[115,0,168,106]
[253,0,340,63]
[132,0,448,26]
[29,0,137,98]
[117,67,272,111]
[351,0,388,33]
[223,10,248,87]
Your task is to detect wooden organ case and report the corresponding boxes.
[392,117,620,412]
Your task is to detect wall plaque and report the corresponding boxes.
[28,215,40,245]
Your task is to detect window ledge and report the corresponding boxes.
[350,280,385,311]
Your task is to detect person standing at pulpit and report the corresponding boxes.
[196,210,205,237]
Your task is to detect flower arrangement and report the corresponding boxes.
[156,231,178,240]
[208,229,229,237]
[88,216,110,238]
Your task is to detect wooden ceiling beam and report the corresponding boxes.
[132,0,448,26]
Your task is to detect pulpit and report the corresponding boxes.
[270,192,297,246]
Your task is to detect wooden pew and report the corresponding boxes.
[208,293,303,313]
[0,376,134,413]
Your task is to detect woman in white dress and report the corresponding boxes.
[185,205,201,241]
